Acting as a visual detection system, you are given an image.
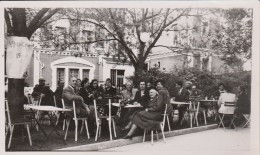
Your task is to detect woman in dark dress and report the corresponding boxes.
[122,88,164,139]
[119,81,150,128]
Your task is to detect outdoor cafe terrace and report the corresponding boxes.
[6,96,227,151]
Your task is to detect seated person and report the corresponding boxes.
[32,77,54,106]
[122,88,164,139]
[189,85,202,97]
[118,81,138,127]
[119,81,150,128]
[103,78,117,97]
[213,82,227,100]
[62,76,94,119]
[133,81,150,108]
[89,79,105,115]
[172,81,190,126]
[217,85,236,126]
[235,86,250,115]
[54,81,64,108]
[100,78,118,116]
[120,81,138,104]
[79,78,94,105]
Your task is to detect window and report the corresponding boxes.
[82,69,90,79]
[111,69,125,89]
[57,68,65,84]
[69,69,79,81]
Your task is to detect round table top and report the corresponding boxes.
[24,105,72,111]
[170,101,191,105]
[199,100,218,102]
[112,103,143,108]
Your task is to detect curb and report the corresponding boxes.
[57,124,218,151]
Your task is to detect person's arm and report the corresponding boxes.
[217,94,223,107]
[63,88,84,103]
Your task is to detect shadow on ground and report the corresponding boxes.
[6,117,218,151]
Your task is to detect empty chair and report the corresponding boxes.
[5,100,32,149]
[93,99,117,141]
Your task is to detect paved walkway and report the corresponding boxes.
[102,127,250,154]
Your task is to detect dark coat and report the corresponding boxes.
[79,87,93,105]
[175,88,190,102]
[103,86,117,97]
[32,85,54,106]
[54,87,63,108]
[130,95,164,130]
[158,88,173,114]
[134,90,150,108]
[236,92,250,114]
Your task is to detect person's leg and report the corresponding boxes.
[127,124,137,136]
[124,121,133,130]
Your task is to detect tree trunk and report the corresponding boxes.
[8,79,25,120]
[6,9,28,121]
[133,62,144,85]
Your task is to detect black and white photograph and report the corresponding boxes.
[1,0,259,154]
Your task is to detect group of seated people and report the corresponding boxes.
[31,76,251,139]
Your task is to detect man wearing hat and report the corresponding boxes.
[32,77,54,106]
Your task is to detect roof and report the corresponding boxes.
[103,57,131,64]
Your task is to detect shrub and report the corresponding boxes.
[128,67,251,97]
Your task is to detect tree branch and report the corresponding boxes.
[27,8,61,39]
[27,8,49,32]
[4,9,13,35]
[108,9,138,66]
[68,38,117,44]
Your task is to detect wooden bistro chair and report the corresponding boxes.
[64,100,90,141]
[5,100,32,149]
[218,102,236,130]
[143,104,167,145]
[93,99,117,141]
[241,114,250,128]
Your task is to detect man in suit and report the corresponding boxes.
[62,76,91,117]
[32,77,54,106]
[172,81,190,126]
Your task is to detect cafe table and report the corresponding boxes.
[112,103,143,108]
[24,105,72,148]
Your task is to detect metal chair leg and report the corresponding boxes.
[156,131,159,140]
[64,119,70,140]
[151,131,153,145]
[112,119,117,137]
[8,125,14,149]
[26,124,32,146]
[190,113,193,128]
[80,121,84,134]
[85,120,90,139]
[160,123,166,143]
[95,123,99,141]
[166,116,171,131]
[143,130,146,142]
[203,111,207,125]
[107,119,112,141]
[75,120,78,141]
[98,125,101,138]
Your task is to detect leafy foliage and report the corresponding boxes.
[129,67,251,97]
[211,8,252,71]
